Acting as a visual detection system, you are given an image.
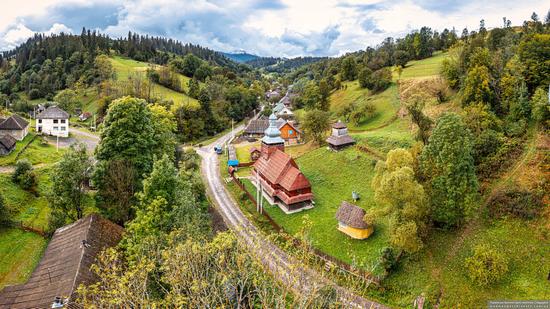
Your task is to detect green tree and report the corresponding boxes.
[188,78,200,99]
[54,89,79,113]
[94,54,114,82]
[12,159,36,191]
[404,93,433,144]
[349,103,375,126]
[358,67,373,88]
[318,79,331,111]
[49,143,91,224]
[531,86,550,127]
[302,109,330,145]
[510,81,531,120]
[518,34,550,92]
[193,63,212,82]
[149,104,177,160]
[341,56,357,81]
[181,54,203,77]
[393,50,409,67]
[465,244,508,286]
[0,194,10,226]
[371,149,428,253]
[302,81,322,110]
[462,65,494,107]
[421,113,479,228]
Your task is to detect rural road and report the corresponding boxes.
[197,124,387,308]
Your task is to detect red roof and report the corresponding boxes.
[253,149,311,191]
[249,147,260,153]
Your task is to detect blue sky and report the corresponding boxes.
[0,0,548,57]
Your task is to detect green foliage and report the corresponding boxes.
[518,34,550,92]
[48,143,91,227]
[149,104,177,160]
[94,54,114,83]
[0,194,10,226]
[358,67,373,88]
[367,68,392,92]
[462,65,494,107]
[301,81,322,110]
[509,82,531,120]
[301,109,330,144]
[465,245,508,286]
[379,247,398,274]
[349,102,375,126]
[188,78,200,98]
[404,93,433,144]
[371,149,428,253]
[531,86,550,127]
[12,159,32,183]
[54,89,79,113]
[12,159,36,191]
[341,56,358,81]
[487,187,544,219]
[421,113,479,228]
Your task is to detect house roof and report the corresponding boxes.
[253,149,311,191]
[326,134,355,146]
[332,121,347,129]
[244,118,285,135]
[249,147,260,153]
[36,106,70,120]
[273,102,285,113]
[0,134,16,150]
[0,114,29,130]
[335,202,369,229]
[0,214,124,309]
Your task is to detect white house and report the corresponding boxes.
[36,106,70,137]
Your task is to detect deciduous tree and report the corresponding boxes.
[302,109,330,145]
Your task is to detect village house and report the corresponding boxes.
[244,116,301,144]
[0,134,16,156]
[0,114,29,141]
[326,120,355,151]
[251,113,313,213]
[335,202,374,239]
[0,214,124,309]
[36,106,70,138]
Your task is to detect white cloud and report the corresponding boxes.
[0,0,548,56]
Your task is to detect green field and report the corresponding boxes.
[0,228,47,290]
[399,51,448,80]
[0,134,65,166]
[330,81,400,131]
[110,56,199,110]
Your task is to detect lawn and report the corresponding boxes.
[352,118,415,155]
[0,228,47,290]
[0,134,65,167]
[110,56,199,110]
[253,146,391,275]
[399,51,448,80]
[329,81,400,131]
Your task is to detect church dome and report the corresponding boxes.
[262,113,285,144]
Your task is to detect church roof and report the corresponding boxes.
[332,120,347,129]
[253,149,311,191]
[262,113,285,145]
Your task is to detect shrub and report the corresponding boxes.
[28,88,41,99]
[18,170,37,191]
[12,159,32,183]
[0,194,11,226]
[379,247,398,275]
[488,188,543,219]
[465,245,508,286]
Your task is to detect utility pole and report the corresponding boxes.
[56,135,59,152]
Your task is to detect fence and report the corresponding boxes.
[229,174,379,285]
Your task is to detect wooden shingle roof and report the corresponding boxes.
[0,214,123,309]
[36,106,69,120]
[0,134,16,151]
[0,115,29,130]
[335,202,369,229]
[253,149,311,191]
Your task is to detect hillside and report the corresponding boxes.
[222,51,260,63]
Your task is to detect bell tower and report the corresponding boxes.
[261,113,285,159]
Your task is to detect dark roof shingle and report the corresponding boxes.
[36,106,70,120]
[0,134,17,150]
[335,202,369,229]
[0,214,123,309]
[0,115,29,130]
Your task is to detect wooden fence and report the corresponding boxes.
[229,174,379,285]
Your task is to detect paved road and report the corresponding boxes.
[197,126,387,308]
[44,127,100,152]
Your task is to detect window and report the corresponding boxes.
[60,127,66,131]
[289,130,293,135]
[53,126,58,131]
[60,119,66,124]
[38,119,42,124]
[53,119,58,124]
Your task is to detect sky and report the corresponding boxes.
[0,0,548,57]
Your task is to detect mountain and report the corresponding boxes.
[222,50,260,63]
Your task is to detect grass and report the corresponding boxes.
[0,228,47,290]
[255,146,390,275]
[353,119,415,155]
[110,56,199,110]
[399,51,448,80]
[0,134,65,167]
[329,81,400,131]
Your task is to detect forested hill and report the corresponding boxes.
[246,56,327,72]
[222,51,260,63]
[1,29,238,70]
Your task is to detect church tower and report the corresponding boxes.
[261,113,285,159]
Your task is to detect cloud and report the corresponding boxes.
[0,0,549,56]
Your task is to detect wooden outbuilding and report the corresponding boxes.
[0,134,16,156]
[0,214,124,309]
[0,114,29,141]
[335,201,373,239]
[249,147,261,161]
[326,120,355,151]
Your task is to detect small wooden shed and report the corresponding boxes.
[335,201,373,239]
[249,147,261,161]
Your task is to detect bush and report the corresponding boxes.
[12,159,37,191]
[488,187,543,219]
[379,247,398,275]
[0,194,11,226]
[465,245,508,286]
[28,88,41,99]
[12,159,32,183]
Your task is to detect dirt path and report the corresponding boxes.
[0,163,50,174]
